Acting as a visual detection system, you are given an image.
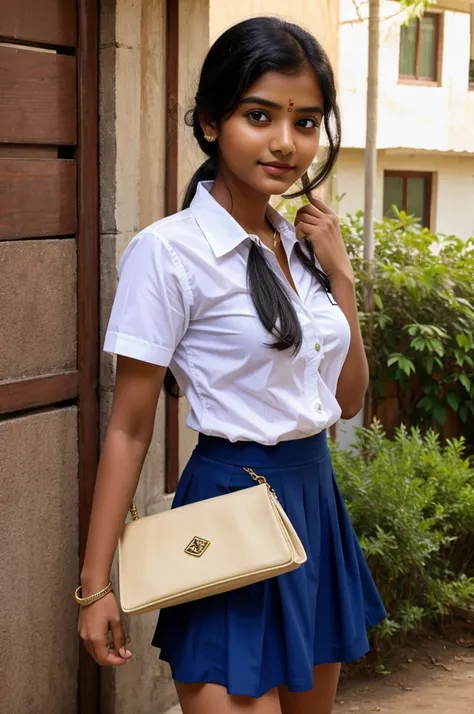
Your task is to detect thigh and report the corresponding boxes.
[278,663,341,714]
[176,682,282,714]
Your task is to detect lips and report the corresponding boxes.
[259,161,295,169]
[258,161,295,176]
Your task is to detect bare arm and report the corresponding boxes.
[331,274,369,420]
[80,355,166,594]
[294,195,369,421]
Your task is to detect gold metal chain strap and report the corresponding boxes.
[243,467,279,501]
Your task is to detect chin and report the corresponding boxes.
[251,173,297,197]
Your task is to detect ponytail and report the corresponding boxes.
[247,171,331,354]
[182,156,217,210]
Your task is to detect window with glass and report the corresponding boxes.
[383,172,433,228]
[399,13,441,82]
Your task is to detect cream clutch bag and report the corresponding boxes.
[118,467,307,615]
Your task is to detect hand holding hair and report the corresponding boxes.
[294,192,354,283]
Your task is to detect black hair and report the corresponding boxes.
[165,16,341,397]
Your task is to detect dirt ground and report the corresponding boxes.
[334,624,474,714]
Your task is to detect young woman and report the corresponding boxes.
[78,16,385,714]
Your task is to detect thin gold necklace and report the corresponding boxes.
[272,227,279,253]
[267,217,279,253]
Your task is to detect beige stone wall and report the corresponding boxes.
[99,1,209,712]
[0,239,77,382]
[0,408,79,714]
[0,178,78,714]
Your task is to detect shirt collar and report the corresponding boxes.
[190,181,298,258]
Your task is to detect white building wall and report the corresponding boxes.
[336,149,474,238]
[339,0,474,154]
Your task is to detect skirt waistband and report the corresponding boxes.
[196,431,328,468]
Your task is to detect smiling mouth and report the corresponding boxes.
[259,161,295,169]
[258,161,295,175]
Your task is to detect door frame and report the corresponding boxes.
[77,0,100,712]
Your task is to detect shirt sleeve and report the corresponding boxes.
[103,231,192,366]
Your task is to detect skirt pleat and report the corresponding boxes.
[152,432,386,698]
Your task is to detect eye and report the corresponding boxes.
[297,118,320,129]
[247,110,270,123]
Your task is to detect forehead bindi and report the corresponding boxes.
[244,68,324,112]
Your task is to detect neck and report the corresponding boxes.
[210,170,271,234]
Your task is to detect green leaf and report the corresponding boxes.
[457,375,471,393]
[387,354,403,368]
[399,357,416,376]
[374,294,384,311]
[446,393,461,412]
[432,405,447,425]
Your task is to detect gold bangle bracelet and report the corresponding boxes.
[75,581,113,607]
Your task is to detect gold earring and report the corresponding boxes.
[204,134,216,142]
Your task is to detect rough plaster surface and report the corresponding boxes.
[98,1,210,711]
[0,239,77,381]
[0,408,79,714]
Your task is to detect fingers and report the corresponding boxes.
[306,192,333,214]
[93,637,129,667]
[111,618,132,661]
[80,628,131,667]
[295,220,320,241]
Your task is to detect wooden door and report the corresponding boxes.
[0,1,99,712]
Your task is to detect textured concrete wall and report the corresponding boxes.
[99,1,209,712]
[0,239,76,381]
[0,408,79,714]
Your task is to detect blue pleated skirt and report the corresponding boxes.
[152,431,386,698]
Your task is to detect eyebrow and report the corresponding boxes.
[240,96,324,115]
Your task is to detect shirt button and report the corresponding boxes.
[314,343,321,352]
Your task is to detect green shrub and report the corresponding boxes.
[339,211,474,431]
[277,197,474,432]
[331,422,474,641]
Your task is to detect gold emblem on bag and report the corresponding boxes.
[185,536,211,557]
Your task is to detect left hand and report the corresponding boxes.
[294,194,354,282]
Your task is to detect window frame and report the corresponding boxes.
[383,170,433,229]
[398,12,443,86]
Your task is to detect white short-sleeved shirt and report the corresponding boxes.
[104,181,351,444]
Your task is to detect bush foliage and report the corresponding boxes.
[340,210,474,432]
[279,199,474,433]
[331,422,474,640]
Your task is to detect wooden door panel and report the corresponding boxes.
[0,0,77,47]
[0,159,76,239]
[0,46,76,145]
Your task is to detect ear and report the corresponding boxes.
[198,113,218,140]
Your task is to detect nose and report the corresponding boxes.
[269,121,296,157]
